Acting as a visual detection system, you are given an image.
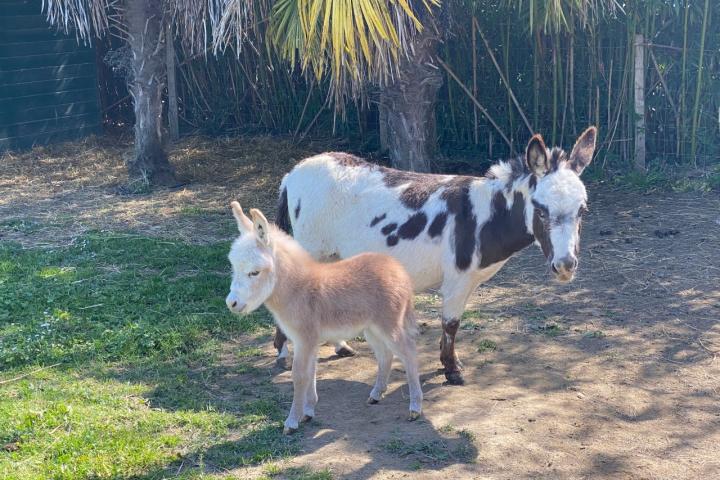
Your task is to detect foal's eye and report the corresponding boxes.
[248,271,260,277]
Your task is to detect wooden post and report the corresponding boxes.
[166,22,179,141]
[633,33,646,171]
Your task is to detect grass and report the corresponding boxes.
[0,232,296,479]
[476,339,497,353]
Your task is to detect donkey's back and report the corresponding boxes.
[278,152,448,290]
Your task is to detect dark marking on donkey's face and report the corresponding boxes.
[386,234,399,247]
[478,192,535,268]
[532,200,553,261]
[441,177,477,270]
[294,199,301,219]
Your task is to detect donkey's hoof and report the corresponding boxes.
[407,411,422,421]
[444,371,465,386]
[275,356,291,370]
[283,426,298,435]
[301,415,313,423]
[366,397,380,405]
[335,346,356,357]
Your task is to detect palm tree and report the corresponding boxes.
[43,0,260,186]
[264,0,443,172]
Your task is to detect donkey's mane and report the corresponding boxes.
[484,147,567,186]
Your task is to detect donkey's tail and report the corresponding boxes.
[276,184,292,234]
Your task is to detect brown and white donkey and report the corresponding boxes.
[274,127,597,385]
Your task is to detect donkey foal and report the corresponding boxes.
[225,202,422,434]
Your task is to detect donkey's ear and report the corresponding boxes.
[526,134,550,177]
[568,126,597,175]
[231,201,253,233]
[249,208,271,247]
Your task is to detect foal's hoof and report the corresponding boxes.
[407,411,422,422]
[283,426,298,435]
[335,346,356,358]
[366,397,380,405]
[444,371,465,386]
[275,356,291,370]
[301,415,313,423]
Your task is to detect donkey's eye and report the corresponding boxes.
[248,271,260,277]
[538,210,547,219]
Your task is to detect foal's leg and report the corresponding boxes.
[392,333,423,420]
[284,341,316,435]
[302,351,319,421]
[364,329,393,404]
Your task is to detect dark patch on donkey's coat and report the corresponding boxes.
[370,213,386,227]
[428,212,448,238]
[382,169,447,210]
[398,212,428,240]
[326,151,368,168]
[478,192,535,268]
[294,199,301,219]
[441,177,477,270]
[381,223,398,235]
[386,235,399,247]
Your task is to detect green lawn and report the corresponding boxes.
[0,233,302,479]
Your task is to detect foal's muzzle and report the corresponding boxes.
[225,294,246,314]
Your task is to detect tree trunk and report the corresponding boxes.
[125,0,177,186]
[379,27,443,172]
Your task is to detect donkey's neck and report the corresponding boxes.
[477,173,536,268]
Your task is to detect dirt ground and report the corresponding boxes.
[2,136,719,479]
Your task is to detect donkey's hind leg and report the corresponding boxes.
[364,329,393,404]
[334,340,356,357]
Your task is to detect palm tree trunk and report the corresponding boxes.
[125,0,177,186]
[379,27,443,172]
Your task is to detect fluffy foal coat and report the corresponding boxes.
[225,202,422,434]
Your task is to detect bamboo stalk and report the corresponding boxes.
[437,58,514,152]
[472,16,478,145]
[691,0,711,163]
[476,19,533,135]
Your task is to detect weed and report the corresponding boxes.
[477,339,497,353]
[583,330,606,339]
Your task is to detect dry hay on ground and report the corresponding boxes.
[0,134,334,247]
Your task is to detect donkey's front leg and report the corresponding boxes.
[274,326,290,369]
[439,277,479,386]
[284,342,314,435]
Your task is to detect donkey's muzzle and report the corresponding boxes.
[225,294,246,314]
[551,256,578,282]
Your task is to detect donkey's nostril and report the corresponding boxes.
[231,301,238,308]
[551,263,559,274]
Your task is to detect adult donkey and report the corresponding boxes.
[274,127,597,385]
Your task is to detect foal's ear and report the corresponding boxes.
[231,201,253,233]
[568,126,597,175]
[249,208,271,247]
[526,134,550,177]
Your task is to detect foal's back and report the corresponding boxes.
[302,252,414,327]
